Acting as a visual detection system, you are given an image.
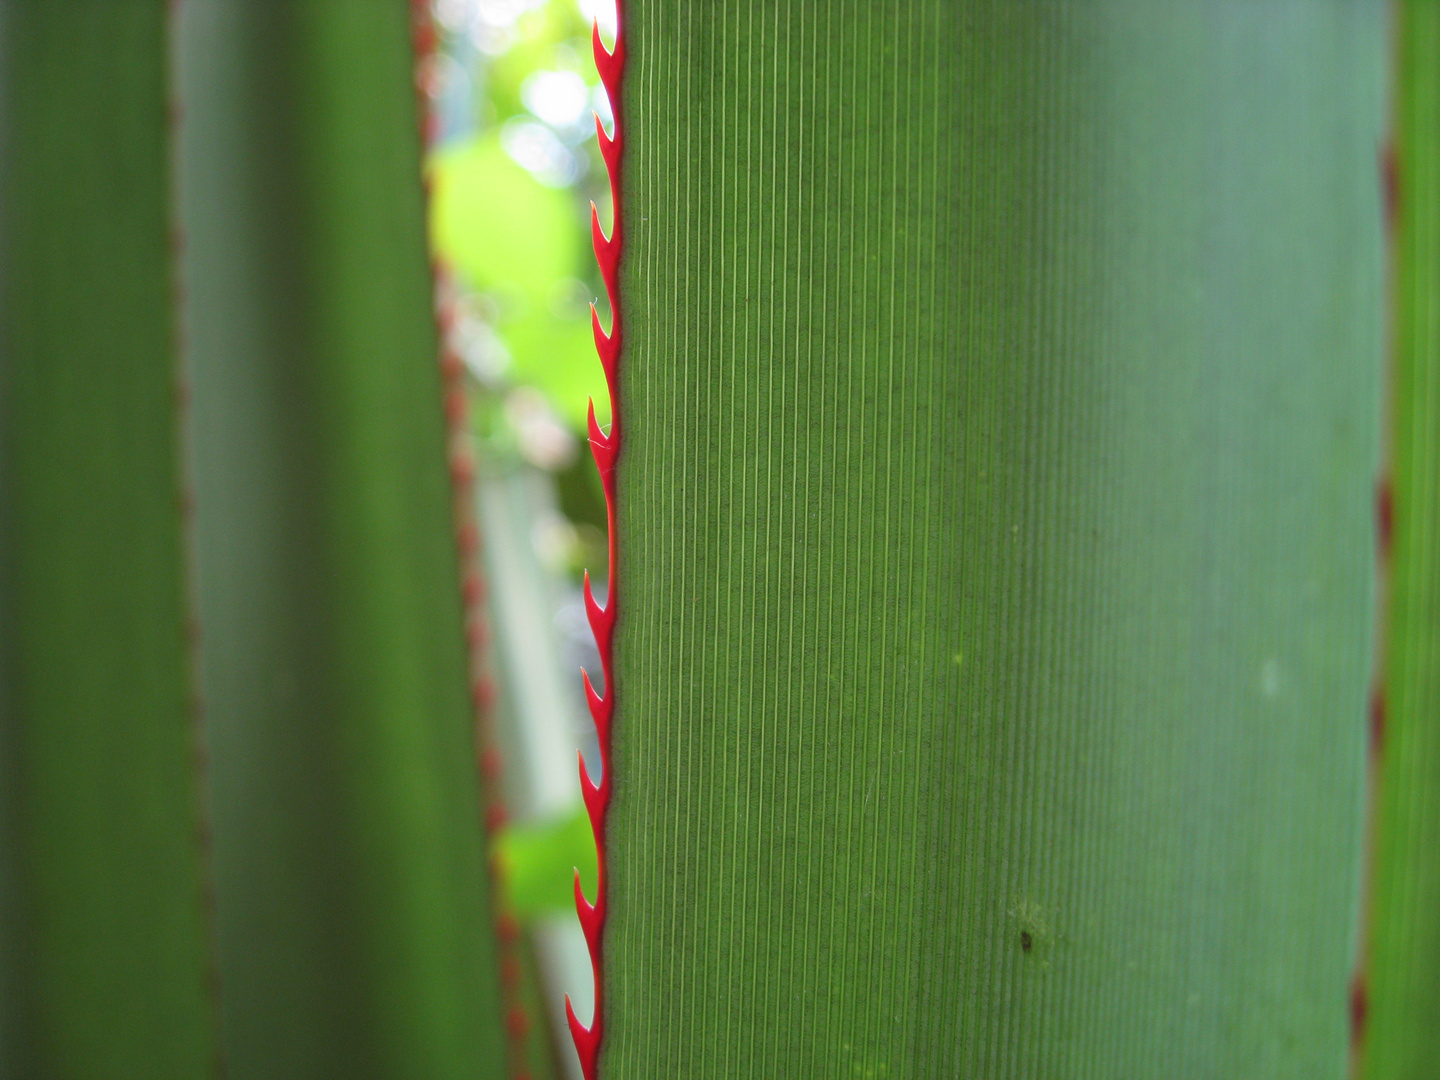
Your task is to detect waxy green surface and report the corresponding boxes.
[178,4,508,1076]
[0,5,217,1076]
[604,4,1386,1077]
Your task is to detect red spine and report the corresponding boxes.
[566,9,626,1080]
[1349,116,1401,1073]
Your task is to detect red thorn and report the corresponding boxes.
[593,17,623,88]
[456,521,479,558]
[590,304,620,385]
[574,867,593,917]
[1376,476,1394,558]
[450,451,474,488]
[587,401,616,478]
[590,300,612,350]
[596,114,620,161]
[566,996,600,1080]
[580,753,606,849]
[582,671,610,747]
[473,678,497,713]
[597,125,623,200]
[1350,976,1368,1045]
[444,387,467,426]
[440,348,464,382]
[583,571,614,650]
[1380,138,1399,233]
[462,573,485,607]
[575,870,605,951]
[480,745,503,781]
[591,202,619,276]
[1369,686,1386,757]
[590,211,622,343]
[466,617,488,652]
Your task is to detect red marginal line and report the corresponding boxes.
[566,8,625,1080]
[1381,136,1399,239]
[1351,473,1394,1059]
[1376,475,1395,561]
[167,2,229,1072]
[1349,104,1404,1070]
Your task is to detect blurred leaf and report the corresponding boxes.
[495,806,599,922]
[432,134,579,298]
[177,4,508,1076]
[430,134,607,428]
[0,5,217,1076]
[1363,3,1440,1075]
[486,1,590,120]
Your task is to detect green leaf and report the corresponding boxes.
[1363,3,1440,1074]
[430,133,606,429]
[177,5,506,1076]
[603,3,1385,1077]
[496,805,600,922]
[432,135,582,302]
[0,5,218,1076]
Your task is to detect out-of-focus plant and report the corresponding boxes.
[0,8,217,1073]
[2,3,514,1077]
[428,0,612,441]
[1361,4,1440,1074]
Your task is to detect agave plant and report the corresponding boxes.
[1,2,1437,1080]
[1,4,511,1076]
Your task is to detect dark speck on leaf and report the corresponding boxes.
[1020,931,1033,953]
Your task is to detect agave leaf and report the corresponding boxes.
[0,4,218,1075]
[177,4,506,1075]
[601,3,1386,1077]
